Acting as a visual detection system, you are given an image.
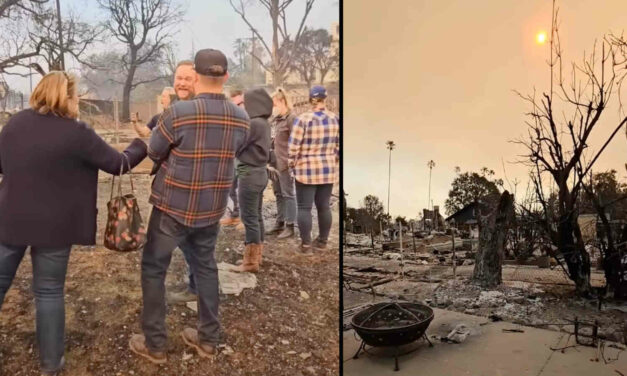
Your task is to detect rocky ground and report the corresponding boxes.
[344,243,627,345]
[0,170,340,376]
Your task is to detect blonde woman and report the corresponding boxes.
[266,87,298,239]
[0,71,147,374]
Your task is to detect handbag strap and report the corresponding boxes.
[123,153,135,194]
[109,154,135,201]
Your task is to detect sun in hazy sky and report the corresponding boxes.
[536,31,547,44]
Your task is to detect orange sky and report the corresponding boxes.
[344,0,627,218]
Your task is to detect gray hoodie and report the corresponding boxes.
[236,88,272,167]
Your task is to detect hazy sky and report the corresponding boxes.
[344,0,627,219]
[5,0,338,92]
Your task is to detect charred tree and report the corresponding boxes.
[229,0,315,88]
[515,2,627,296]
[473,191,515,288]
[97,0,183,121]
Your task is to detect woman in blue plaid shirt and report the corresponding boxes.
[288,85,340,254]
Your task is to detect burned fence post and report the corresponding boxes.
[399,221,404,278]
[370,227,375,249]
[472,191,515,288]
[452,227,456,279]
[379,220,384,243]
[411,221,416,252]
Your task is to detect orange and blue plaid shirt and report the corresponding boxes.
[288,109,340,185]
[148,93,250,227]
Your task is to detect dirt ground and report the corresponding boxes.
[0,166,340,375]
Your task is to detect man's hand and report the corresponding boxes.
[133,121,151,138]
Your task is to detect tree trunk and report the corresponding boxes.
[122,63,137,122]
[270,0,282,88]
[473,191,514,288]
[558,216,592,296]
[556,181,592,297]
[319,68,329,84]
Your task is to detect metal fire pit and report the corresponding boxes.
[351,302,434,371]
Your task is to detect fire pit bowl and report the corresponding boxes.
[350,302,434,371]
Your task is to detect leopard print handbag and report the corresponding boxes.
[104,154,147,252]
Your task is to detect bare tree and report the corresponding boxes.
[288,27,337,88]
[26,10,102,72]
[515,5,627,296]
[289,30,315,88]
[1,1,100,76]
[580,171,627,298]
[310,28,337,84]
[97,0,184,120]
[0,0,47,74]
[0,0,47,18]
[229,0,315,87]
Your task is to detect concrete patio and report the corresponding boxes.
[344,307,627,376]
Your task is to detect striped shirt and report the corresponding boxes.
[288,109,340,185]
[148,93,250,227]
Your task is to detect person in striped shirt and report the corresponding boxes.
[288,85,340,254]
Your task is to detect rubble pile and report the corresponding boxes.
[429,280,545,319]
[345,233,372,247]
[423,279,626,343]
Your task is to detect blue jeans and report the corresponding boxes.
[270,169,297,225]
[141,208,221,351]
[0,244,71,373]
[238,167,268,244]
[179,246,196,294]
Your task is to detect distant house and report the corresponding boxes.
[445,201,493,238]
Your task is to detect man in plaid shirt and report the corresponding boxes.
[288,85,340,253]
[129,49,249,364]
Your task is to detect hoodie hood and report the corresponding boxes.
[244,88,273,119]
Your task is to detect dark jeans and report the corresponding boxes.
[295,182,333,244]
[179,246,196,294]
[270,169,297,225]
[228,173,239,218]
[0,244,71,372]
[141,208,220,351]
[238,167,268,244]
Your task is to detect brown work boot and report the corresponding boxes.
[233,244,260,273]
[277,224,295,239]
[166,288,197,304]
[312,238,328,251]
[129,334,167,364]
[265,221,285,235]
[220,216,241,227]
[181,328,217,358]
[40,356,65,375]
[296,243,314,256]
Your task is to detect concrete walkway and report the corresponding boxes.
[344,307,626,376]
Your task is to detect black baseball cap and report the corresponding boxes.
[194,49,228,77]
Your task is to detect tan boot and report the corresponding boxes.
[181,328,217,358]
[256,243,264,266]
[220,216,241,227]
[233,244,259,273]
[129,334,167,364]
